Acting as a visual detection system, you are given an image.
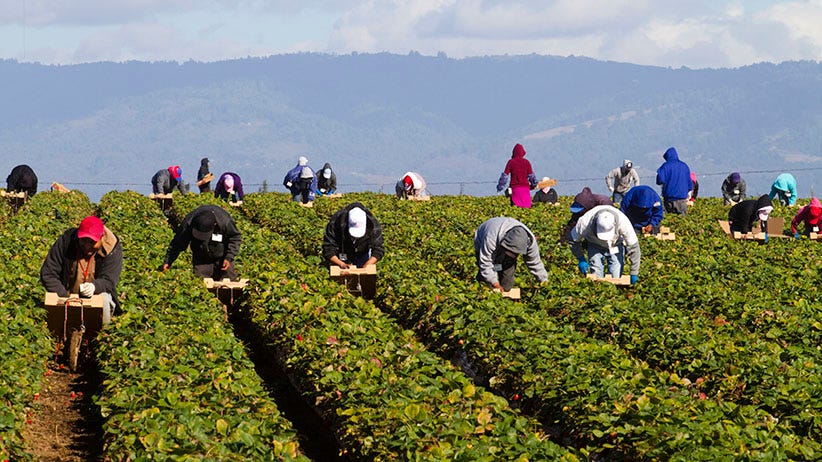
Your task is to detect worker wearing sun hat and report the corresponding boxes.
[162,205,242,281]
[474,217,548,291]
[151,165,187,194]
[323,202,384,269]
[605,159,640,204]
[532,177,558,204]
[728,194,774,235]
[569,205,641,283]
[790,197,822,238]
[40,215,123,323]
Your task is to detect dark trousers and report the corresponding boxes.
[476,262,516,291]
[664,199,688,215]
[194,260,237,281]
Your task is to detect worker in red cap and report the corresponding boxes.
[161,205,242,281]
[395,172,428,199]
[40,215,123,323]
[791,197,822,238]
[151,165,187,194]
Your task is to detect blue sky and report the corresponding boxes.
[0,1,819,68]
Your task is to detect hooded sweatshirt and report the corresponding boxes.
[151,168,185,194]
[620,185,664,229]
[317,162,337,191]
[474,217,548,285]
[322,202,385,263]
[497,144,538,191]
[728,194,773,234]
[655,147,692,201]
[6,164,38,196]
[721,173,746,203]
[791,197,822,234]
[214,172,244,201]
[769,173,797,206]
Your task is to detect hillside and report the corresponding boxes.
[0,54,820,200]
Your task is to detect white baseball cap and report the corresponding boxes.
[348,207,367,238]
[596,213,616,241]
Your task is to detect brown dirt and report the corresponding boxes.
[23,358,103,462]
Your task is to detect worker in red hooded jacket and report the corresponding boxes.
[791,198,822,238]
[496,143,538,208]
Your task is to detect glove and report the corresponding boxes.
[79,282,95,297]
[630,275,638,285]
[794,232,800,239]
[577,260,589,275]
[764,233,769,243]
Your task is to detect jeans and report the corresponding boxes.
[587,242,623,278]
[102,292,114,325]
[612,191,625,204]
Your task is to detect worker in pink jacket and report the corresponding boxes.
[791,197,822,237]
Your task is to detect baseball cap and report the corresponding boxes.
[191,210,217,241]
[168,165,182,181]
[500,226,530,255]
[596,213,616,241]
[569,202,585,214]
[623,159,632,169]
[298,156,308,166]
[77,216,105,242]
[323,168,332,179]
[348,207,367,238]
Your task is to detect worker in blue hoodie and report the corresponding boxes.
[620,185,664,234]
[769,173,797,206]
[655,147,692,215]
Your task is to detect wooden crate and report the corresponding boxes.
[43,293,105,339]
[586,273,632,286]
[330,265,377,299]
[299,201,314,208]
[407,195,430,201]
[492,287,521,300]
[229,200,243,207]
[203,278,249,307]
[149,193,174,210]
[196,173,214,186]
[323,193,343,199]
[643,226,676,240]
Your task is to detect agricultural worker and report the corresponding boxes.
[496,143,538,208]
[728,194,773,235]
[395,171,428,199]
[474,217,548,291]
[316,162,337,196]
[214,172,244,203]
[322,202,384,268]
[532,177,558,204]
[6,164,38,197]
[655,147,692,215]
[605,159,639,204]
[790,198,822,237]
[161,205,242,281]
[560,186,614,244]
[688,172,699,205]
[151,165,187,194]
[40,216,123,324]
[196,157,212,193]
[769,173,797,206]
[283,156,317,204]
[569,205,640,284]
[620,185,664,235]
[721,172,746,205]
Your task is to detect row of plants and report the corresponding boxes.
[265,192,819,460]
[0,191,95,460]
[92,191,306,460]
[172,192,578,461]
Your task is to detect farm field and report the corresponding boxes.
[0,189,819,460]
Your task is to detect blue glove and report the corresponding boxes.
[764,233,769,243]
[794,232,800,239]
[630,275,638,285]
[577,260,589,275]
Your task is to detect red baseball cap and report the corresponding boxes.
[77,216,105,242]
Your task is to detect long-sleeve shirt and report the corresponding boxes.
[569,206,641,276]
[605,166,640,194]
[473,217,548,285]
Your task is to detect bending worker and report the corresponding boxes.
[569,205,640,284]
[728,194,773,235]
[322,202,384,268]
[474,217,548,291]
[162,205,242,281]
[620,185,664,234]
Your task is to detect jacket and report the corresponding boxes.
[283,164,317,200]
[560,187,614,243]
[40,226,123,308]
[533,188,558,204]
[791,197,822,234]
[316,163,337,192]
[721,175,746,204]
[655,147,692,200]
[164,205,242,267]
[605,166,640,194]
[769,173,797,206]
[6,164,38,196]
[728,194,772,234]
[214,172,244,202]
[497,144,538,191]
[151,169,185,194]
[570,205,641,276]
[473,217,548,285]
[322,202,385,263]
[620,185,664,229]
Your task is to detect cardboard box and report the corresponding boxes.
[43,293,104,339]
[586,273,632,286]
[330,265,377,299]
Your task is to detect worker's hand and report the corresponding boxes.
[221,259,231,271]
[285,181,292,188]
[577,260,589,275]
[630,275,638,285]
[79,282,95,297]
[338,261,350,270]
[764,234,769,243]
[491,281,502,290]
[642,224,653,234]
[794,232,800,239]
[159,263,170,272]
[319,188,326,193]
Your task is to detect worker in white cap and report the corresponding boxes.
[569,205,640,284]
[283,156,317,203]
[605,159,640,204]
[322,202,384,268]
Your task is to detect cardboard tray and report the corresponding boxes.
[586,274,632,286]
[329,265,377,299]
[492,287,521,300]
[43,293,105,339]
[643,226,676,241]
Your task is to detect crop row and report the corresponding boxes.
[0,191,96,460]
[94,191,305,460]
[172,192,578,460]
[262,192,819,460]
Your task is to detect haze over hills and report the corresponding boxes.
[1,53,820,201]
